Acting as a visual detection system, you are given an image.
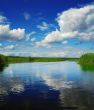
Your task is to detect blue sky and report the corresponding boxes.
[0,0,94,57]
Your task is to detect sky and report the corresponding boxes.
[0,0,94,57]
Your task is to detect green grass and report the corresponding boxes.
[6,56,65,63]
[7,56,31,63]
[0,55,8,72]
[79,53,94,65]
[79,53,94,71]
[0,54,78,71]
[79,64,94,72]
[0,53,94,72]
[7,57,78,63]
[1,53,94,65]
[0,54,79,63]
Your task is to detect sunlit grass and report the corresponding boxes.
[79,53,94,65]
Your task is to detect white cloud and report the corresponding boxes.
[36,41,51,48]
[25,31,36,41]
[0,46,88,57]
[0,25,25,41]
[37,29,77,47]
[9,28,25,40]
[0,15,7,23]
[37,21,49,31]
[0,51,67,57]
[23,12,31,20]
[4,45,15,50]
[62,40,68,44]
[57,4,94,40]
[57,5,94,32]
[0,44,15,51]
[37,5,94,47]
[32,51,67,57]
[47,52,67,57]
[31,37,36,42]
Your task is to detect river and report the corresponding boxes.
[0,61,94,110]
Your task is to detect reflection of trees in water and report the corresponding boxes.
[59,88,94,110]
[79,64,94,72]
[0,66,6,72]
[0,64,8,72]
[0,61,6,72]
[0,56,8,72]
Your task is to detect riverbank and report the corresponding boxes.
[0,53,94,64]
[79,53,94,65]
[0,53,94,72]
[0,55,78,63]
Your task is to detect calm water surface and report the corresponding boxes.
[0,61,94,110]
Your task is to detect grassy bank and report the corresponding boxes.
[0,54,79,63]
[0,53,94,72]
[79,53,94,65]
[79,53,94,71]
[6,56,78,63]
[0,54,78,71]
[7,56,31,63]
[1,53,94,64]
[6,56,65,63]
[0,55,8,71]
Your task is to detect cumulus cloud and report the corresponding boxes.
[57,4,94,40]
[37,5,94,47]
[0,15,7,23]
[37,21,49,31]
[0,25,25,41]
[57,5,94,32]
[37,29,77,47]
[23,12,31,20]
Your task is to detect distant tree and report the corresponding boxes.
[29,57,32,61]
[79,53,94,64]
[0,55,7,72]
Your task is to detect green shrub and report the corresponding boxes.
[0,55,8,71]
[79,53,94,65]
